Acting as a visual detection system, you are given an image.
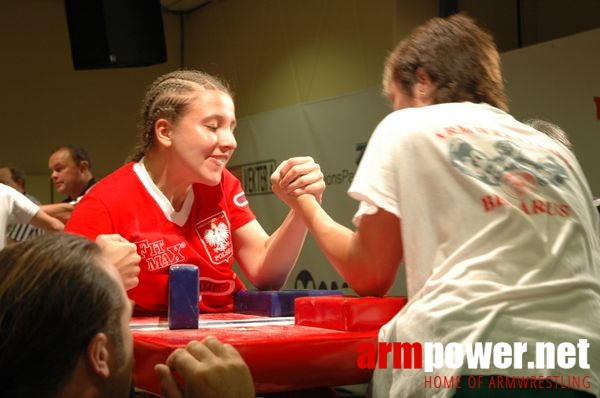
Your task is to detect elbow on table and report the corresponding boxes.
[346,274,394,297]
[350,285,390,297]
[247,270,290,291]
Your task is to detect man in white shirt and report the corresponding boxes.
[0,183,63,250]
[0,166,45,243]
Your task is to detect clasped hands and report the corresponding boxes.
[271,156,325,207]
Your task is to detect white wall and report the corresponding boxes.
[502,28,600,194]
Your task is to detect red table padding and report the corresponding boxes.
[132,312,378,394]
[294,296,408,331]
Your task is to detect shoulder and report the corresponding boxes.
[25,194,41,205]
[369,107,435,151]
[70,163,139,215]
[0,184,32,205]
[85,163,137,194]
[222,168,243,188]
[0,185,39,216]
[0,183,17,197]
[375,103,501,142]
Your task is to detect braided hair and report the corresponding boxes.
[128,70,232,162]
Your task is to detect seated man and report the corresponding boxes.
[48,144,96,203]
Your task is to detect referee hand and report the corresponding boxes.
[155,336,255,398]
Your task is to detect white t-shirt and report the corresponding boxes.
[349,102,600,398]
[0,184,39,250]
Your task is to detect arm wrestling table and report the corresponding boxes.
[132,295,407,395]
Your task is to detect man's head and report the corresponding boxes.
[525,118,575,152]
[0,233,134,398]
[0,166,26,194]
[382,13,508,112]
[48,145,94,200]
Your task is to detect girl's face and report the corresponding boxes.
[168,88,237,186]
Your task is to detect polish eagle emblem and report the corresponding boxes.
[203,221,230,253]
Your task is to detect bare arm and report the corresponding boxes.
[273,157,402,295]
[40,203,74,224]
[290,194,402,296]
[233,215,308,290]
[29,209,64,232]
[233,157,325,290]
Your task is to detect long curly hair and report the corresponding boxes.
[383,13,508,112]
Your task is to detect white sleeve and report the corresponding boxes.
[1,185,40,225]
[348,114,401,226]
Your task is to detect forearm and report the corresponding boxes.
[29,210,65,232]
[293,195,362,287]
[294,195,395,296]
[246,155,326,289]
[40,203,74,224]
[270,156,399,295]
[251,210,309,290]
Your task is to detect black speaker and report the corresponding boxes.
[439,0,459,17]
[64,0,167,70]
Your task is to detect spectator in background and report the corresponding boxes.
[0,183,63,250]
[525,118,575,152]
[0,166,44,243]
[48,144,96,204]
[0,167,138,287]
[0,233,253,398]
[0,165,76,225]
[526,118,600,215]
